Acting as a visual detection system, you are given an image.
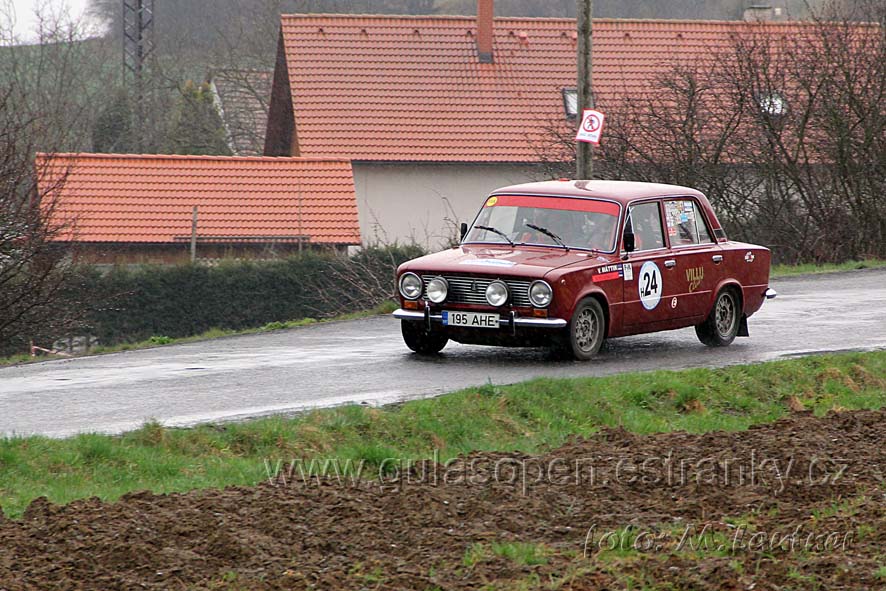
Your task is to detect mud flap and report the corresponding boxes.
[738,315,749,337]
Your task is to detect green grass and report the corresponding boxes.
[0,350,885,519]
[770,258,886,278]
[464,542,551,568]
[0,300,398,367]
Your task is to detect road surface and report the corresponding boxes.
[2,269,885,437]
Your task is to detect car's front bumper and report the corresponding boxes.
[393,308,567,329]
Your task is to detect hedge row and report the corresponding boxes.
[78,245,423,346]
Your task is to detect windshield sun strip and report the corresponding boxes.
[465,194,624,254]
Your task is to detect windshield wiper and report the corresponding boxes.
[474,225,514,247]
[525,223,569,251]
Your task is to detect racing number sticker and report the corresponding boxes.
[638,261,663,310]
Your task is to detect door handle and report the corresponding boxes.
[712,255,723,264]
[664,259,676,268]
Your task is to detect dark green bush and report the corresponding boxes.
[81,245,424,346]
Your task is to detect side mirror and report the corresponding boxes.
[623,230,636,253]
[460,222,468,240]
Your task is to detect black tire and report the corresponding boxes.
[401,321,448,355]
[560,298,606,361]
[696,288,740,347]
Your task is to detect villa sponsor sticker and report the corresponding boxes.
[686,266,704,292]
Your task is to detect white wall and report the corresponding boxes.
[353,162,541,249]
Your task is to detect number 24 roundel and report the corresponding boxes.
[639,261,662,310]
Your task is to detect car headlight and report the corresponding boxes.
[426,276,448,303]
[399,272,422,300]
[485,280,509,307]
[529,280,553,307]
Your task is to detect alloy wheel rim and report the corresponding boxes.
[575,308,598,351]
[716,293,736,336]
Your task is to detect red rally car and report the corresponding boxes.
[393,180,776,360]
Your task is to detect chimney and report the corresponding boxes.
[477,0,493,63]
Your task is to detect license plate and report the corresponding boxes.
[442,311,500,328]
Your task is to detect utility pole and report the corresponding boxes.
[190,206,198,263]
[576,0,594,179]
[123,0,155,151]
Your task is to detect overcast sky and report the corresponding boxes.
[3,0,103,42]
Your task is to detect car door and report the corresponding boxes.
[661,198,721,320]
[621,200,684,328]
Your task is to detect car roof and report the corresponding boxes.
[489,180,706,204]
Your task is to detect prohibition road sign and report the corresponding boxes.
[583,113,600,132]
[575,109,606,144]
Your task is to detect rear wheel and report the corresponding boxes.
[401,321,448,355]
[696,288,740,346]
[559,298,605,360]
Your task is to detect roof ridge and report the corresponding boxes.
[38,152,352,164]
[280,14,818,26]
[281,13,568,21]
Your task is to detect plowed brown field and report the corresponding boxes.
[3,410,884,590]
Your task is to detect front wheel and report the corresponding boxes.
[401,321,448,355]
[696,288,740,347]
[559,298,605,360]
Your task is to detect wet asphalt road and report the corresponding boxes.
[1,269,885,438]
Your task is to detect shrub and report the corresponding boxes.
[80,245,424,346]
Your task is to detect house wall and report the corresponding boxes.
[352,162,542,249]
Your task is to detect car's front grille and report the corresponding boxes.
[421,275,532,307]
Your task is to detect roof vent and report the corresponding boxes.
[744,3,776,21]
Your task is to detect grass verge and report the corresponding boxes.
[770,258,886,277]
[0,300,398,368]
[1,350,885,519]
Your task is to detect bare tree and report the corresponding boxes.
[718,1,886,261]
[0,3,107,355]
[533,1,884,263]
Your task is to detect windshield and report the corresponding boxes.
[464,195,620,252]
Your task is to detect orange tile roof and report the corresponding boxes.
[274,15,810,162]
[37,153,360,245]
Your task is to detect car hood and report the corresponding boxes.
[399,245,618,278]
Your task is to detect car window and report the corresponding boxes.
[626,202,665,251]
[663,199,712,246]
[465,195,620,252]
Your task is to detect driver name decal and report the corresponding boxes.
[593,264,624,283]
[639,261,663,310]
